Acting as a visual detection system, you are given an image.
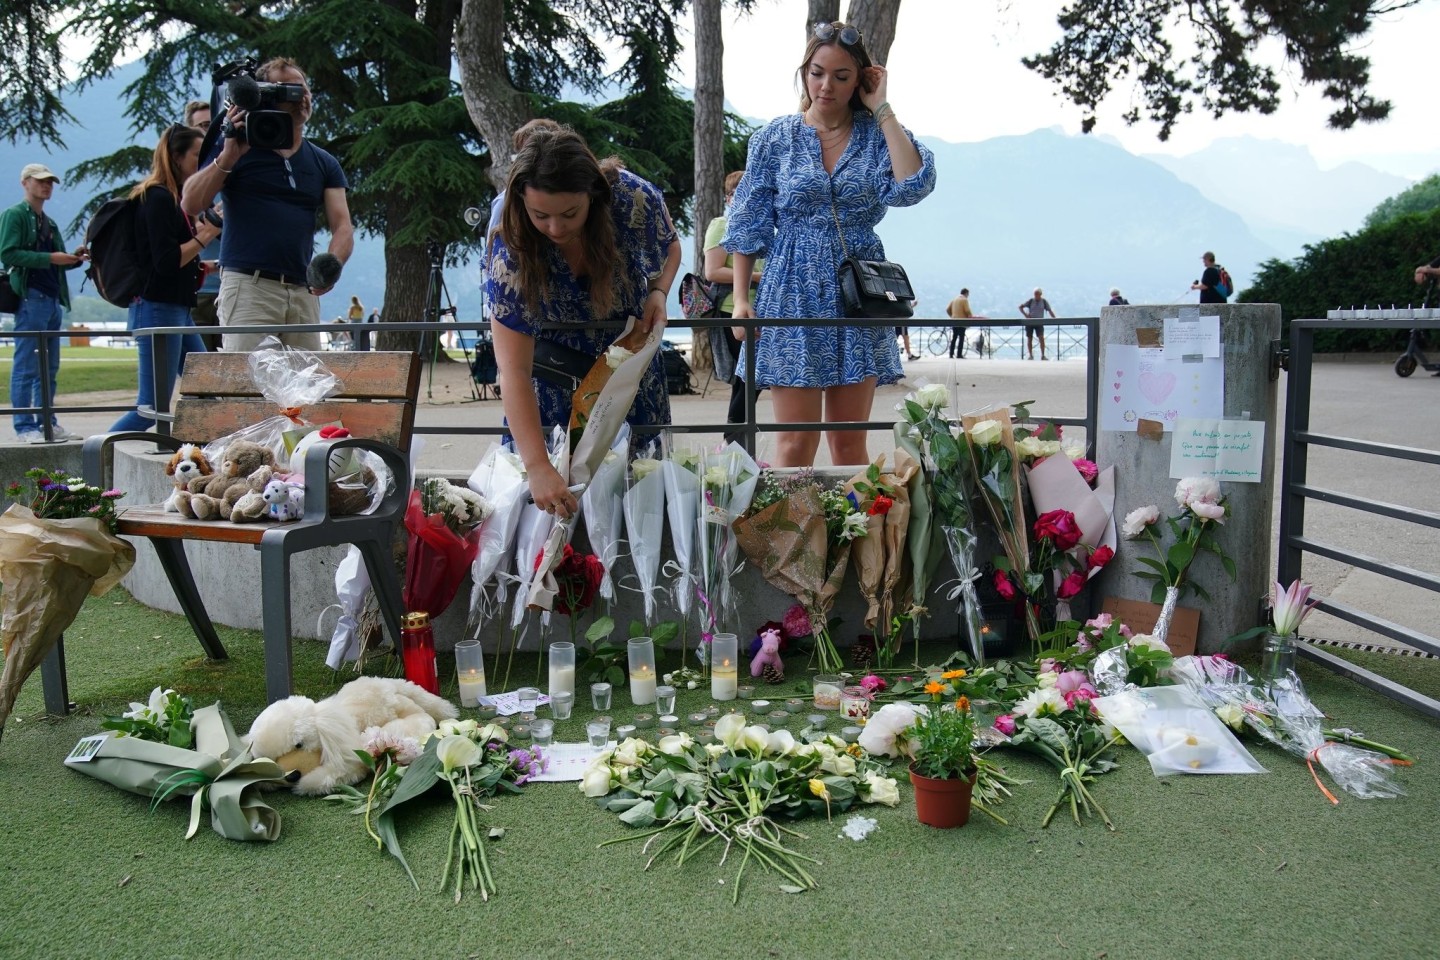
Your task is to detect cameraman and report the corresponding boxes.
[182,57,353,352]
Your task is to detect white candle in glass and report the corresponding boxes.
[548,663,575,699]
[457,669,487,706]
[629,664,657,705]
[711,657,738,701]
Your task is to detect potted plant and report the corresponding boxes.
[907,682,979,828]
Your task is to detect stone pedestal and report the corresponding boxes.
[1092,303,1281,653]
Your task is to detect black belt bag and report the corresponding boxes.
[531,338,598,390]
[836,257,914,320]
[0,271,19,315]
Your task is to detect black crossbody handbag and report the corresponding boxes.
[828,186,914,320]
[531,337,598,391]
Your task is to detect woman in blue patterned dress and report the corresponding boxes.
[725,21,936,468]
[486,127,681,518]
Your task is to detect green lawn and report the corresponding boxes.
[1,591,1437,959]
[0,345,139,394]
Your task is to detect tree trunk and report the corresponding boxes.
[846,0,900,65]
[690,0,726,382]
[376,240,430,352]
[809,0,841,36]
[455,0,532,193]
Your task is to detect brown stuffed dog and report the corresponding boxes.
[176,440,277,521]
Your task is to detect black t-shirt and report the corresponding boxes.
[1200,265,1226,304]
[137,185,202,306]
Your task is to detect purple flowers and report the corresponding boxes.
[508,747,548,785]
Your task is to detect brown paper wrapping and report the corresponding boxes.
[0,505,136,744]
[845,454,919,631]
[734,484,851,629]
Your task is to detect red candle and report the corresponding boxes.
[401,611,439,694]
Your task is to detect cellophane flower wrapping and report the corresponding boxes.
[622,440,667,624]
[941,525,985,663]
[466,443,529,628]
[660,438,702,619]
[403,478,489,620]
[509,426,566,629]
[1168,655,1406,799]
[0,504,135,745]
[696,443,760,645]
[580,427,632,603]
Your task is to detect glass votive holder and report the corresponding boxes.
[550,690,574,721]
[530,718,554,747]
[806,713,829,730]
[813,674,843,710]
[628,637,657,705]
[655,684,677,716]
[548,641,576,700]
[711,633,739,701]
[453,639,487,707]
[840,686,872,720]
[840,725,863,743]
[590,682,613,711]
[586,717,611,747]
[516,686,539,721]
[615,724,637,741]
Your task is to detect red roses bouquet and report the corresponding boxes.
[547,544,604,617]
[993,508,1113,651]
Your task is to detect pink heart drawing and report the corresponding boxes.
[1112,382,1121,389]
[1139,371,1176,404]
[1113,395,1121,403]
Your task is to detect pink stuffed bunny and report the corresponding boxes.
[750,627,784,679]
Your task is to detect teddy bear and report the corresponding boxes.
[750,626,784,681]
[176,439,277,521]
[261,475,305,522]
[227,464,278,523]
[244,676,459,796]
[162,443,213,513]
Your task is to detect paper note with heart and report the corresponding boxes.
[1101,344,1224,431]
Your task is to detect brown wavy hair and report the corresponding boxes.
[497,127,623,320]
[795,21,874,113]
[129,124,204,202]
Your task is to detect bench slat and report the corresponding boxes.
[117,505,269,544]
[178,351,422,400]
[172,399,414,448]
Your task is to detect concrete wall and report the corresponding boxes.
[1091,303,1282,653]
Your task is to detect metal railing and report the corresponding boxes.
[1279,309,1440,719]
[3,314,1100,461]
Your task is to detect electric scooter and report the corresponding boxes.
[1394,281,1439,378]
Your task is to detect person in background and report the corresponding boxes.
[0,163,87,443]
[182,56,353,351]
[1415,255,1440,286]
[345,294,364,349]
[1191,251,1226,304]
[946,288,972,358]
[486,127,680,515]
[703,169,766,445]
[1108,288,1128,306]
[183,99,223,350]
[898,325,919,361]
[725,20,936,468]
[110,126,220,432]
[1018,287,1055,360]
[355,306,378,352]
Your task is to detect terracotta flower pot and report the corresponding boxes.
[909,765,976,829]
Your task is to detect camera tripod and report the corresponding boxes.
[418,239,461,401]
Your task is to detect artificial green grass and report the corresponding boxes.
[2,592,1438,960]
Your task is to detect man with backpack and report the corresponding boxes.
[0,164,86,442]
[1192,251,1231,304]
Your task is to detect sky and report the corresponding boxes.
[675,0,1440,179]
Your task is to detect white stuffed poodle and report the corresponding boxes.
[245,677,458,796]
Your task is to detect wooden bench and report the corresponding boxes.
[55,351,421,708]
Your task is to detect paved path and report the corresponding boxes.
[50,353,1440,652]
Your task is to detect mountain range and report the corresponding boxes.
[0,64,1417,324]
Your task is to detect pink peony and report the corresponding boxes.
[992,714,1016,736]
[1054,669,1091,695]
[782,603,812,639]
[1085,612,1114,631]
[1175,476,1221,510]
[1190,501,1226,522]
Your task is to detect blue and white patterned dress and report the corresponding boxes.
[485,169,675,429]
[723,112,936,388]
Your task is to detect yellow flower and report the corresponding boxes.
[956,695,970,712]
[808,778,830,800]
[923,681,945,696]
[941,669,967,680]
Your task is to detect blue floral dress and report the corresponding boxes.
[723,113,936,388]
[485,169,675,429]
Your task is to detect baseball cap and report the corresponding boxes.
[21,163,60,183]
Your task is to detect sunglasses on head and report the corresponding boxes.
[813,21,861,46]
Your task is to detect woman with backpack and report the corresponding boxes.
[110,124,221,431]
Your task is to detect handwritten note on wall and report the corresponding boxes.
[1169,418,1266,482]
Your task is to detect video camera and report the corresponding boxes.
[212,57,305,151]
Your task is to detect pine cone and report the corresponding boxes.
[762,662,785,684]
[851,634,876,671]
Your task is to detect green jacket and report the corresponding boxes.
[0,200,75,309]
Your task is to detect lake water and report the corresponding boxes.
[663,323,1092,362]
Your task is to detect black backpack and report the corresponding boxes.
[83,196,149,307]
